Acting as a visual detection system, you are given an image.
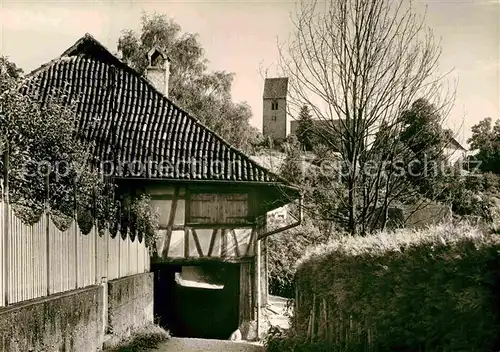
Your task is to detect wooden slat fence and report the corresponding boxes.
[0,201,150,306]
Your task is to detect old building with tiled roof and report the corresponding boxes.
[21,33,300,338]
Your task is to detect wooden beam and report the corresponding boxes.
[246,228,255,256]
[239,262,252,326]
[231,229,240,257]
[185,187,191,223]
[185,222,256,228]
[207,229,217,257]
[161,231,171,258]
[257,220,300,240]
[221,229,227,258]
[258,197,303,240]
[158,225,184,231]
[167,187,180,229]
[150,194,186,200]
[151,256,253,265]
[191,229,204,257]
[162,186,180,257]
[184,228,189,258]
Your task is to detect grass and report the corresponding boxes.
[296,221,487,270]
[103,323,170,352]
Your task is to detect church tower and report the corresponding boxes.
[262,77,288,143]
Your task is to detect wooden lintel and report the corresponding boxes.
[185,222,255,229]
[158,225,184,231]
[152,256,254,265]
[150,194,186,200]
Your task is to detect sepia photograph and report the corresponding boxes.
[0,0,499,351]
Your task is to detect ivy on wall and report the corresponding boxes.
[1,66,159,246]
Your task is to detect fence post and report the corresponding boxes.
[118,232,121,278]
[75,220,78,289]
[101,276,108,334]
[95,224,98,285]
[256,238,261,338]
[106,230,109,281]
[45,172,50,296]
[93,188,98,285]
[73,187,77,289]
[2,144,9,305]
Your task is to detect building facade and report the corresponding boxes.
[1,34,299,348]
[262,77,288,143]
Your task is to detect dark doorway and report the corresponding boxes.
[153,262,240,339]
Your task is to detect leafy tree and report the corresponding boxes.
[468,117,500,174]
[117,13,258,151]
[356,98,456,231]
[301,146,348,225]
[279,134,303,184]
[0,62,112,225]
[279,0,452,234]
[295,105,314,150]
[0,56,23,81]
[398,98,454,195]
[390,105,500,224]
[0,58,159,246]
[251,133,274,155]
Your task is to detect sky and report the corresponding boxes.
[0,0,498,148]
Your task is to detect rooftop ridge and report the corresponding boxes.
[24,33,296,187]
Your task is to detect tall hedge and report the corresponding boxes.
[284,224,500,351]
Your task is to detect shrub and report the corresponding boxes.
[445,172,500,222]
[287,223,500,351]
[267,219,323,298]
[265,325,332,352]
[103,323,170,351]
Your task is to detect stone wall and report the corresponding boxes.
[108,272,154,338]
[0,273,155,351]
[0,286,104,352]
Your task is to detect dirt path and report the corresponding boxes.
[152,338,265,352]
[266,295,291,329]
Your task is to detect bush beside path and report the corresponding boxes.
[267,223,500,351]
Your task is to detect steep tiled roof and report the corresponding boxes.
[263,77,288,99]
[23,34,292,185]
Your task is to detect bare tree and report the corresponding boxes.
[279,0,456,234]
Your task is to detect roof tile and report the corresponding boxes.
[23,36,288,185]
[263,77,288,99]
